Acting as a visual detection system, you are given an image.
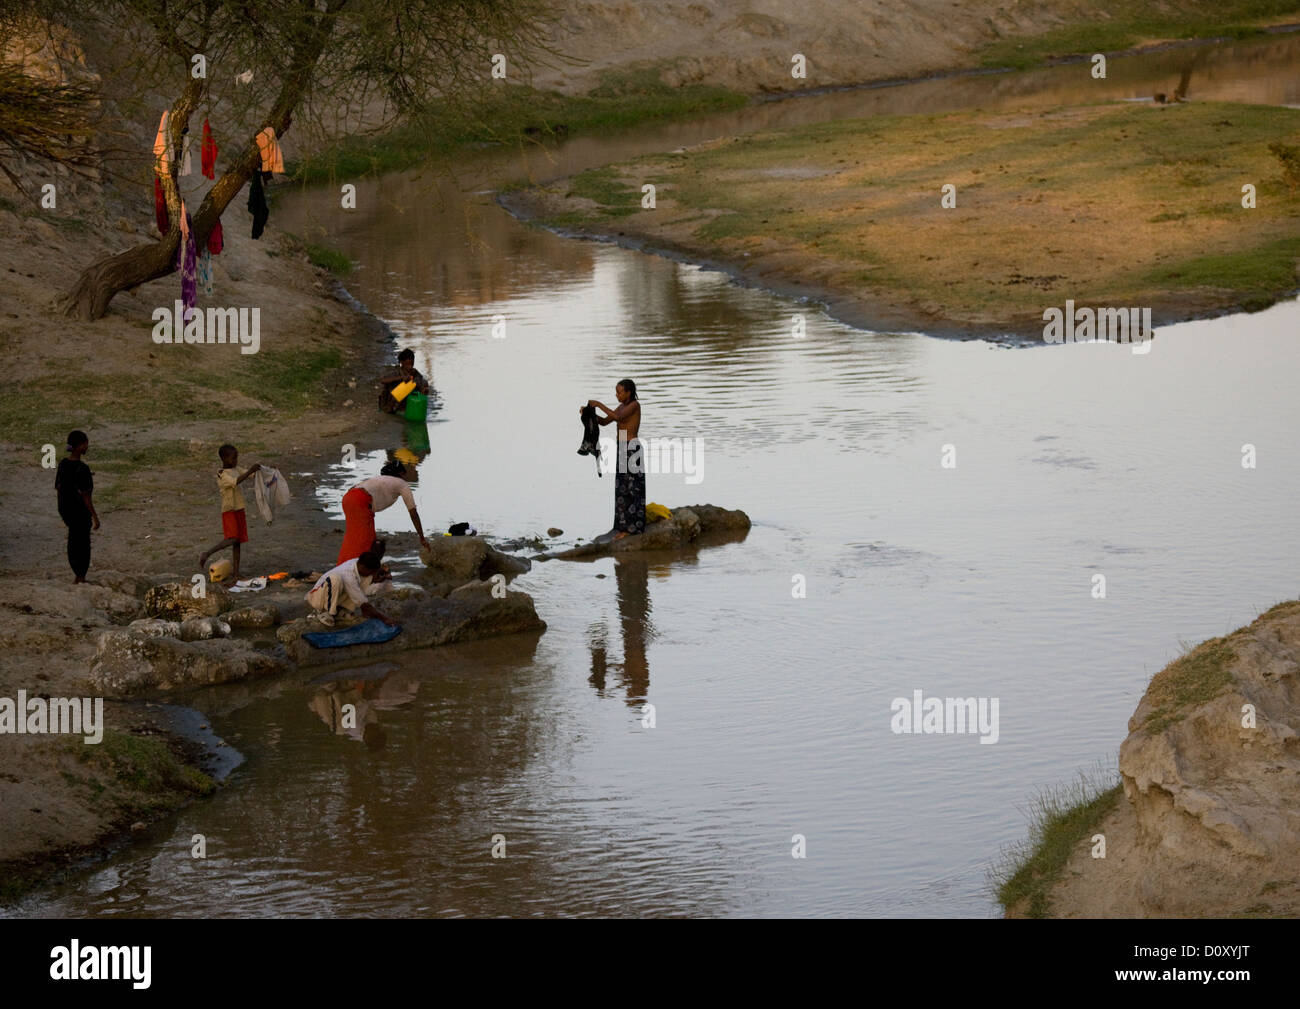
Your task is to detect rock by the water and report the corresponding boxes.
[179,616,232,642]
[144,582,231,621]
[90,628,287,696]
[418,537,531,595]
[1031,599,1300,917]
[277,582,545,666]
[547,527,563,537]
[543,504,750,560]
[129,617,182,638]
[224,604,281,629]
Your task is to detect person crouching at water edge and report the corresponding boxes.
[306,550,396,627]
[55,430,99,583]
[338,459,430,564]
[378,347,429,413]
[584,379,643,540]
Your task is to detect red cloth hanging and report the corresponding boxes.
[201,118,217,179]
[207,217,223,255]
[153,175,169,234]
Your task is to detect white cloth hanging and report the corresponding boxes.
[251,466,291,523]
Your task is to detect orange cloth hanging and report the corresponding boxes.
[255,126,284,175]
[152,110,171,175]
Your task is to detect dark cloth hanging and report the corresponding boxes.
[201,118,217,179]
[208,217,223,255]
[577,404,603,477]
[248,170,268,239]
[153,175,169,234]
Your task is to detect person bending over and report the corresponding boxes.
[306,550,396,627]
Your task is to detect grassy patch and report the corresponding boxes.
[1140,637,1237,733]
[565,166,643,216]
[1143,235,1300,309]
[303,242,353,275]
[0,343,345,449]
[72,730,215,812]
[978,1,1300,70]
[294,68,746,184]
[994,769,1123,918]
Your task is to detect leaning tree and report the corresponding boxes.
[9,0,556,320]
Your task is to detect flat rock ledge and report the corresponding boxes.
[541,504,751,560]
[277,581,545,667]
[89,577,545,696]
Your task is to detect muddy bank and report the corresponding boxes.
[1009,601,1300,918]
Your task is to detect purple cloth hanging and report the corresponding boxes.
[179,209,197,323]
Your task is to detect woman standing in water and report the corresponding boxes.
[55,430,99,583]
[586,379,643,540]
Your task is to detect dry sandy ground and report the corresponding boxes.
[534,0,1108,94]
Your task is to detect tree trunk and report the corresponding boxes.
[60,233,180,320]
[59,2,341,321]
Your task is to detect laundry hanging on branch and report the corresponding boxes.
[201,118,218,179]
[248,170,269,239]
[255,126,284,178]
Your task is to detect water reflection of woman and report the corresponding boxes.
[589,558,651,705]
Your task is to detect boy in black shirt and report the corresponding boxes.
[55,429,99,583]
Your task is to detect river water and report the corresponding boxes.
[15,32,1300,918]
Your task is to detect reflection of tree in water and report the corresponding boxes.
[589,558,653,706]
[613,253,782,361]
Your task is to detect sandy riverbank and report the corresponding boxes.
[504,99,1300,339]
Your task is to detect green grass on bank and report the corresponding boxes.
[980,0,1300,70]
[72,730,215,810]
[293,66,747,184]
[1139,635,1239,734]
[303,242,353,274]
[993,769,1123,918]
[1143,234,1300,310]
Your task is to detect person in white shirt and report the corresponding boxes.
[337,460,430,564]
[306,550,396,627]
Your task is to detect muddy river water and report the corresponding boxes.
[15,32,1300,917]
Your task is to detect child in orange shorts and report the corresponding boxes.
[198,443,260,580]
